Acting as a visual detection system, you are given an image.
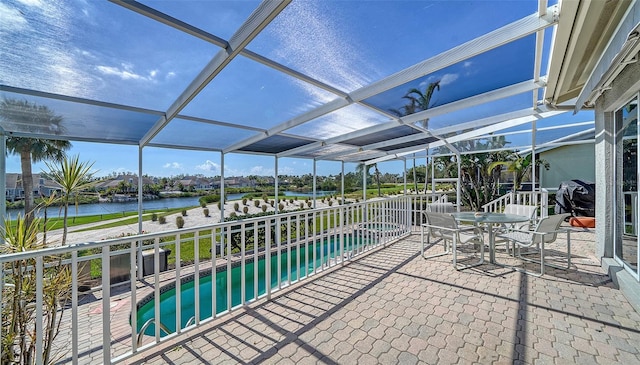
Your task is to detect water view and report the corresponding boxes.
[6,191,336,220]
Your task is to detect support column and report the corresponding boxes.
[595,106,616,259]
[275,157,279,214]
[341,162,345,201]
[138,147,143,234]
[220,153,225,222]
[456,154,462,212]
[137,146,144,279]
[403,159,407,195]
[313,159,317,209]
[532,120,537,195]
[362,165,367,202]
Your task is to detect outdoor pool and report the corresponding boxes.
[136,235,367,336]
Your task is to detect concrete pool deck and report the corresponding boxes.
[53,224,640,364]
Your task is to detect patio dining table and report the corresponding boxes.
[451,212,530,264]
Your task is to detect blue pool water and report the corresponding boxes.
[136,235,367,336]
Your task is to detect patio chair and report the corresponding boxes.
[495,213,571,276]
[494,204,538,254]
[421,212,485,270]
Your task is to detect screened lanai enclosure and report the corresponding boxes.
[1,0,639,363]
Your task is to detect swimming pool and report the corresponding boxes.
[136,235,367,336]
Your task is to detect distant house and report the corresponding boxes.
[5,173,21,201]
[5,173,62,201]
[94,174,154,193]
[175,176,213,191]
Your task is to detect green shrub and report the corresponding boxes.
[242,198,248,205]
[230,212,237,218]
[181,209,187,216]
[243,206,249,214]
[262,204,268,212]
[328,200,333,206]
[159,216,167,224]
[199,194,221,206]
[307,201,312,208]
[217,201,221,209]
[289,198,294,204]
[270,200,275,207]
[234,202,240,212]
[279,203,284,211]
[200,201,207,208]
[254,200,260,207]
[176,216,185,228]
[203,208,210,217]
[151,212,158,221]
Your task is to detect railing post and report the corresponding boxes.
[102,246,111,363]
[340,206,345,265]
[72,251,80,363]
[35,257,44,365]
[266,218,271,299]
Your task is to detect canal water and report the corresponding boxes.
[6,191,336,219]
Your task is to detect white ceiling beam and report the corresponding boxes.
[363,109,566,164]
[350,5,558,102]
[138,0,291,147]
[111,0,350,99]
[226,7,558,154]
[277,79,543,158]
[401,79,545,126]
[225,97,350,153]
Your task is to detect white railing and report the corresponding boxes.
[409,194,451,231]
[482,189,549,222]
[0,196,413,364]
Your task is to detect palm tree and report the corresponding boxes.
[389,80,441,194]
[404,80,441,127]
[44,155,95,245]
[488,152,550,191]
[1,99,71,226]
[356,163,382,197]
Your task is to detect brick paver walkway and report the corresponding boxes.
[118,227,640,364]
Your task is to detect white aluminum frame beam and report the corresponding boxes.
[139,0,292,147]
[278,79,545,159]
[364,109,566,164]
[111,0,350,99]
[226,7,558,154]
[311,105,562,162]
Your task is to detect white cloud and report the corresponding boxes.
[0,3,29,32]
[195,160,220,173]
[16,0,43,7]
[440,73,459,86]
[464,61,473,68]
[250,165,274,176]
[96,63,159,82]
[163,162,183,169]
[166,71,176,79]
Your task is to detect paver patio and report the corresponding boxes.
[103,225,640,365]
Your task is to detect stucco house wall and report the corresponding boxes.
[539,143,596,191]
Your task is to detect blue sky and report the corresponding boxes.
[1,0,587,178]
